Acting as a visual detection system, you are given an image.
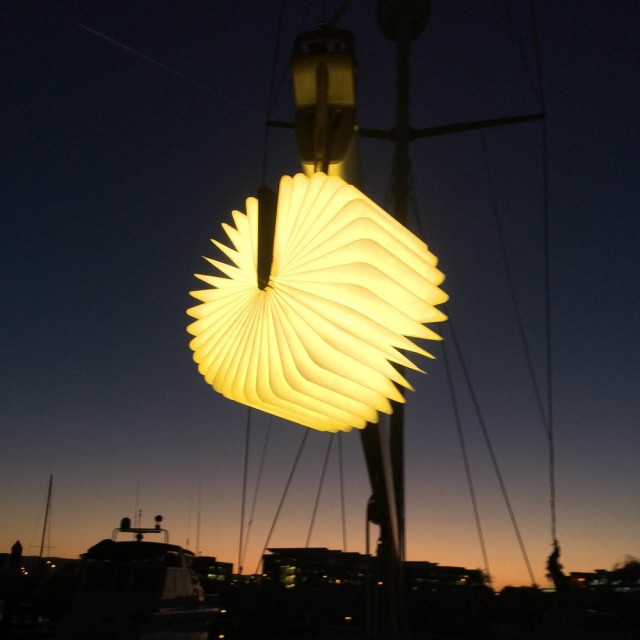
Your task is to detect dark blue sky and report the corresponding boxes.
[1,1,638,588]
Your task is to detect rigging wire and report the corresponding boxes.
[239,0,286,577]
[440,340,492,586]
[497,6,559,552]
[261,0,287,184]
[238,409,252,574]
[479,134,548,432]
[306,436,334,547]
[403,1,555,585]
[326,0,352,29]
[338,433,348,551]
[254,430,310,575]
[530,0,557,547]
[499,1,544,108]
[240,418,273,573]
[409,182,496,584]
[240,422,271,568]
[410,164,535,584]
[445,310,537,586]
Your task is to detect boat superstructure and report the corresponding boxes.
[57,516,219,640]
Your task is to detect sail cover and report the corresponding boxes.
[187,172,447,432]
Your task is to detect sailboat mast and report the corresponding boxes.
[388,0,414,565]
[38,474,53,558]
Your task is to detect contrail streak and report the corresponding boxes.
[77,23,264,120]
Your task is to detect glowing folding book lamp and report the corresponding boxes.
[187,172,447,432]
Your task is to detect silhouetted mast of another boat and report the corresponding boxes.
[38,474,53,559]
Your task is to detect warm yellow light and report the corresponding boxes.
[187,172,447,432]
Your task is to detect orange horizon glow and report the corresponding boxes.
[2,465,634,594]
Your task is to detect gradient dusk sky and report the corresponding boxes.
[1,1,638,591]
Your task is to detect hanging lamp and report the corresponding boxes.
[187,171,447,432]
